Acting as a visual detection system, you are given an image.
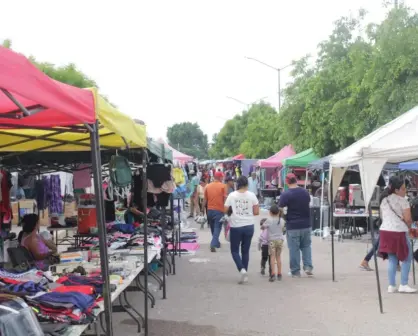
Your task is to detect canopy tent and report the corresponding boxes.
[329,105,418,207]
[233,153,245,160]
[399,161,418,170]
[0,46,95,126]
[0,46,154,335]
[157,138,193,162]
[327,106,418,315]
[257,145,296,168]
[282,148,319,167]
[147,137,173,161]
[307,156,330,171]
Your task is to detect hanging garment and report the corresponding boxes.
[173,167,185,185]
[73,165,91,189]
[147,165,171,188]
[0,171,11,221]
[36,179,47,210]
[48,175,62,214]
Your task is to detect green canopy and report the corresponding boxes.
[147,138,173,161]
[282,148,319,167]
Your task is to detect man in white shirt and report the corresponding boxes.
[248,172,259,197]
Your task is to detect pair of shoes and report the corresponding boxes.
[239,269,248,284]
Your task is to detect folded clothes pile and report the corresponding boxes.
[27,291,98,325]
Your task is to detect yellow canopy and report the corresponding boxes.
[0,88,147,152]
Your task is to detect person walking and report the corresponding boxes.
[224,176,259,284]
[279,173,313,277]
[378,176,416,293]
[204,171,227,252]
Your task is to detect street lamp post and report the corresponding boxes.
[245,57,291,113]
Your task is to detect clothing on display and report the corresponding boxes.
[73,165,91,189]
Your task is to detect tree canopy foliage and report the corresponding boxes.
[210,5,418,159]
[167,122,209,159]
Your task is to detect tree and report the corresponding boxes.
[167,122,209,159]
[209,102,281,159]
[212,4,418,158]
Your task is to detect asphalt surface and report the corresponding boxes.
[88,215,418,335]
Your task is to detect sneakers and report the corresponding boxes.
[269,275,275,282]
[239,269,248,284]
[260,267,265,276]
[305,269,314,277]
[210,247,216,253]
[398,285,417,293]
[277,274,282,281]
[388,285,397,293]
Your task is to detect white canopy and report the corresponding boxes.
[329,105,418,207]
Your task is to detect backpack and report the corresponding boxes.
[109,155,132,188]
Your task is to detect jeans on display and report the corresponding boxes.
[287,228,313,275]
[365,236,380,262]
[388,232,412,286]
[230,225,254,271]
[207,210,224,248]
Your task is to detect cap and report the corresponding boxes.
[285,173,297,184]
[215,171,224,179]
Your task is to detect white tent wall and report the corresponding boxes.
[329,166,347,202]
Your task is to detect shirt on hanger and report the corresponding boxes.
[73,165,91,189]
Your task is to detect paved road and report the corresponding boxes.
[110,214,418,335]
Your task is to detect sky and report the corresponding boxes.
[0,0,413,141]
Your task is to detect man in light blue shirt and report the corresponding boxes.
[248,172,259,197]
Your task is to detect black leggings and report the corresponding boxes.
[261,245,272,275]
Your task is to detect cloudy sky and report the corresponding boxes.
[0,0,411,140]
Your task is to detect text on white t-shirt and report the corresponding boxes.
[224,190,259,228]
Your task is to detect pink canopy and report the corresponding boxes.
[257,145,296,168]
[233,154,245,160]
[158,138,193,162]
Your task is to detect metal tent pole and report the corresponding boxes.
[329,174,335,282]
[319,171,325,238]
[161,144,167,299]
[369,203,384,313]
[170,195,176,275]
[141,150,149,336]
[89,121,113,336]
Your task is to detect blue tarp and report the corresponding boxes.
[399,162,418,170]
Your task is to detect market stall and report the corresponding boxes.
[0,46,157,335]
[281,148,320,189]
[329,104,418,314]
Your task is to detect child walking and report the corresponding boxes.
[262,204,285,282]
[258,218,271,276]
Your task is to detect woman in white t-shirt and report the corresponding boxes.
[378,176,416,293]
[224,176,259,284]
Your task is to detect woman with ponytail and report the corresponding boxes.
[224,176,259,284]
[378,176,416,293]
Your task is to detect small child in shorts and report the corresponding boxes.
[262,204,285,282]
[258,218,271,276]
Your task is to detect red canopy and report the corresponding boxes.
[257,145,296,168]
[0,46,95,127]
[233,154,245,160]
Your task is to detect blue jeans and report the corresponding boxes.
[365,236,380,262]
[388,232,412,286]
[230,225,254,271]
[287,228,313,275]
[207,210,224,248]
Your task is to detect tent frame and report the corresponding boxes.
[0,121,153,336]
